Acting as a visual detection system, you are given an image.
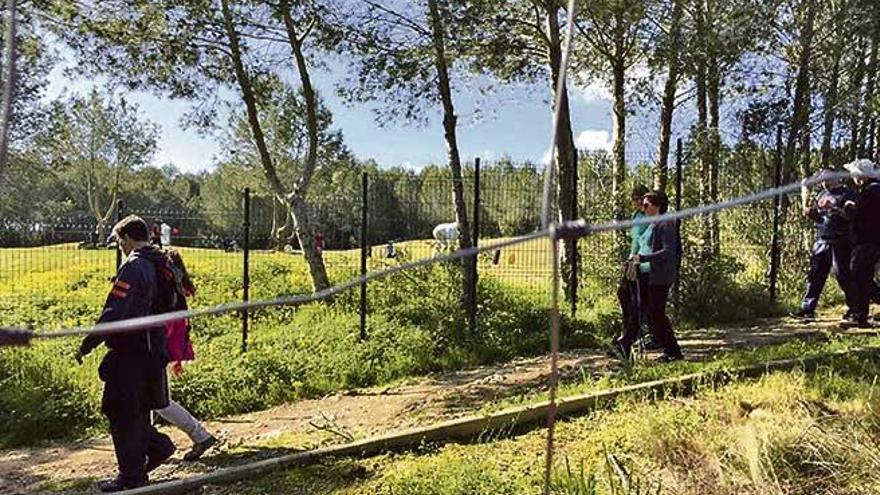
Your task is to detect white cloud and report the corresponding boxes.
[572,62,656,104]
[575,130,614,152]
[540,129,613,165]
[572,79,612,103]
[541,146,553,165]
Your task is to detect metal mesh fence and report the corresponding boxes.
[0,148,827,326]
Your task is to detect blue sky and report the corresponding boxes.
[44,49,673,174]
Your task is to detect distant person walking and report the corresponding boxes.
[75,215,175,492]
[841,159,880,329]
[160,220,172,247]
[150,220,163,248]
[791,169,858,321]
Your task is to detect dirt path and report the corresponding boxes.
[0,316,851,494]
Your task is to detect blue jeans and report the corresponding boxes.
[801,238,853,312]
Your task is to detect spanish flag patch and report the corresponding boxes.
[110,280,130,299]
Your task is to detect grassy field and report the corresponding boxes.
[0,241,599,447]
[214,349,880,494]
[0,234,814,447]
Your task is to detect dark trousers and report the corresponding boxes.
[801,238,853,312]
[645,284,681,357]
[850,243,880,321]
[620,276,680,357]
[100,351,174,487]
[617,273,649,341]
[106,406,174,486]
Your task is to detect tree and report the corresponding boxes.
[465,0,580,305]
[682,0,775,257]
[653,0,684,192]
[779,0,817,209]
[0,1,57,186]
[857,2,879,157]
[48,0,338,291]
[575,0,653,246]
[218,79,353,247]
[815,0,855,167]
[336,0,477,314]
[37,90,158,238]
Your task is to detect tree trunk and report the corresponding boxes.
[427,0,475,313]
[694,0,711,259]
[695,67,711,257]
[611,57,627,257]
[278,0,331,291]
[654,0,683,193]
[849,41,866,159]
[220,0,329,291]
[859,33,877,157]
[707,53,720,256]
[784,0,815,202]
[820,51,840,167]
[544,0,579,304]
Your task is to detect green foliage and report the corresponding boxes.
[552,457,600,495]
[375,447,529,495]
[236,353,880,495]
[0,247,591,446]
[678,251,780,325]
[0,345,101,446]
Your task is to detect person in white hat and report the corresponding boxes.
[841,159,880,328]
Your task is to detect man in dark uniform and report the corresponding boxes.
[791,169,858,321]
[75,215,176,492]
[842,159,880,329]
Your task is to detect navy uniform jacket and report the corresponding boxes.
[806,186,858,241]
[80,246,169,418]
[849,180,880,246]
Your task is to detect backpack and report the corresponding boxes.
[152,249,195,315]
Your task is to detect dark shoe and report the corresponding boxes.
[99,478,145,493]
[840,315,871,329]
[790,309,816,321]
[640,336,662,350]
[655,353,683,363]
[184,435,217,462]
[606,341,631,360]
[145,442,175,473]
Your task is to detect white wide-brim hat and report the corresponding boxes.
[843,158,877,178]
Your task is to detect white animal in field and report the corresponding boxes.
[432,221,459,251]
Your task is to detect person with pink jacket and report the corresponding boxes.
[155,251,218,461]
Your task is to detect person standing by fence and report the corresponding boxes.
[841,159,880,329]
[160,220,172,247]
[74,215,175,492]
[791,169,858,321]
